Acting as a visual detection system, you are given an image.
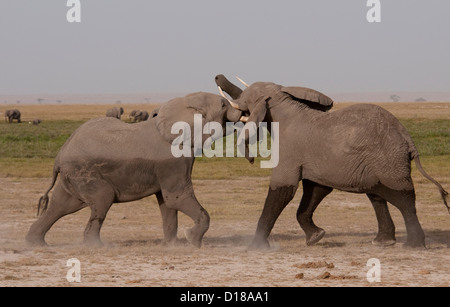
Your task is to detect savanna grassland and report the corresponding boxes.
[0,102,449,287]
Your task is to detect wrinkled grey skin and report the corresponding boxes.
[129,110,150,122]
[106,107,124,119]
[5,109,21,123]
[26,92,242,247]
[216,75,449,249]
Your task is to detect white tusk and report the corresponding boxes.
[236,76,249,88]
[240,116,249,123]
[218,86,240,109]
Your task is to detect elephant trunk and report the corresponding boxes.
[215,75,243,99]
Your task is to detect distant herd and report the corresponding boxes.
[2,107,152,125]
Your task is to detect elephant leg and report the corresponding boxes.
[156,191,178,244]
[83,186,115,247]
[250,185,298,250]
[297,180,333,246]
[377,187,425,247]
[367,193,396,246]
[26,183,86,246]
[163,188,210,248]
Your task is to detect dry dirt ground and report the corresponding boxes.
[1,175,449,287]
[1,102,449,287]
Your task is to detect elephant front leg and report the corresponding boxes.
[83,185,115,247]
[297,180,333,246]
[162,189,210,248]
[156,191,178,245]
[250,185,297,250]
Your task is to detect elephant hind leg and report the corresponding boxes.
[376,187,425,248]
[367,194,396,246]
[26,183,86,246]
[297,180,333,246]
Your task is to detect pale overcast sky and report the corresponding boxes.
[1,0,449,95]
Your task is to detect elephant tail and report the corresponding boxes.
[414,156,449,214]
[37,166,60,216]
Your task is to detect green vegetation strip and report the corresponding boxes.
[0,118,448,178]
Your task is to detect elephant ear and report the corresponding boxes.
[281,87,333,111]
[156,99,205,144]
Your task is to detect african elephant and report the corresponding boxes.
[26,92,243,247]
[4,109,21,123]
[106,107,124,119]
[129,110,150,122]
[215,75,449,248]
[31,119,42,125]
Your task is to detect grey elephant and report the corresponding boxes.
[4,109,21,123]
[215,75,449,248]
[106,107,124,119]
[31,119,42,125]
[26,92,243,247]
[129,110,150,122]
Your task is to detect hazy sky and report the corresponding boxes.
[1,0,449,95]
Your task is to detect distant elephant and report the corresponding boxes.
[215,75,449,248]
[32,119,42,125]
[106,107,124,119]
[129,110,150,122]
[4,109,21,123]
[26,92,243,247]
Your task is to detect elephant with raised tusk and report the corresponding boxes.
[216,74,449,249]
[26,92,243,248]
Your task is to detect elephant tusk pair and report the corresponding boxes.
[219,76,250,123]
[218,86,240,109]
[218,87,248,123]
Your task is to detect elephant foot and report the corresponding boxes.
[403,237,426,249]
[162,237,180,247]
[372,232,396,247]
[306,228,326,246]
[83,237,104,248]
[25,233,48,247]
[184,228,202,248]
[372,238,396,247]
[248,236,270,251]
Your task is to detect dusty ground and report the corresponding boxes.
[1,175,449,287]
[1,102,449,287]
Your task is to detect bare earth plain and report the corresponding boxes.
[0,102,449,287]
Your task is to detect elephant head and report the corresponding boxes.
[214,75,333,150]
[215,75,334,124]
[155,92,243,147]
